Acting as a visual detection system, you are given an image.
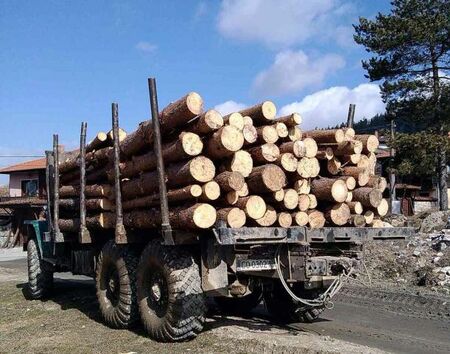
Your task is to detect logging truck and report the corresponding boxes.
[22,78,413,342]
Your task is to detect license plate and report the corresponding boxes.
[236,259,276,272]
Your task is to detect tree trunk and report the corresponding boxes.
[238,101,276,126]
[122,184,203,210]
[311,178,348,203]
[316,147,334,160]
[366,176,387,192]
[159,92,203,132]
[246,164,286,193]
[187,109,223,135]
[308,194,318,209]
[438,143,448,210]
[216,207,246,228]
[338,176,356,191]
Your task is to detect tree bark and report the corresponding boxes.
[216,207,246,228]
[310,178,348,203]
[214,171,245,192]
[355,134,379,153]
[86,132,108,153]
[346,201,363,214]
[276,113,302,127]
[325,203,350,226]
[304,129,345,144]
[251,205,277,226]
[206,125,244,159]
[58,213,115,232]
[223,112,245,131]
[256,125,279,144]
[341,166,369,186]
[187,109,223,135]
[275,152,298,172]
[59,198,114,211]
[166,156,216,187]
[247,143,280,164]
[59,184,113,198]
[159,92,203,132]
[353,188,382,208]
[238,101,276,126]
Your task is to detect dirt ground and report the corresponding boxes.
[0,258,380,354]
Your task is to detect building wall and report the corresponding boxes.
[9,171,41,197]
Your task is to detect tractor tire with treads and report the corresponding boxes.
[137,240,206,342]
[26,238,53,299]
[214,283,263,315]
[95,240,139,329]
[263,281,323,323]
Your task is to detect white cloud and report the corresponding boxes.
[252,50,345,97]
[280,84,385,129]
[135,41,157,53]
[217,0,352,48]
[214,100,247,115]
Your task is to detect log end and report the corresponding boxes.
[192,203,217,229]
[187,92,204,116]
[262,101,277,120]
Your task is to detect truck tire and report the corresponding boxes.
[27,238,53,299]
[137,241,206,342]
[263,281,322,323]
[214,284,263,315]
[96,240,139,329]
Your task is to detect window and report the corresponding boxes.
[21,179,38,197]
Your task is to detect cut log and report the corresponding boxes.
[308,210,326,228]
[86,132,108,153]
[221,150,253,178]
[216,208,246,228]
[311,178,348,203]
[298,194,310,211]
[356,134,379,153]
[304,129,345,144]
[371,198,389,217]
[256,125,279,144]
[316,147,334,161]
[160,92,203,132]
[214,171,245,192]
[59,184,113,198]
[247,143,280,164]
[275,152,298,172]
[122,170,160,199]
[343,128,355,141]
[161,132,203,162]
[281,139,317,158]
[276,113,302,127]
[334,140,363,156]
[223,112,245,131]
[246,164,286,193]
[297,157,320,178]
[233,195,266,220]
[325,203,351,226]
[281,189,299,210]
[293,179,310,194]
[308,194,318,209]
[122,184,203,210]
[341,154,361,165]
[167,156,215,187]
[346,201,363,214]
[364,210,375,224]
[277,212,292,228]
[239,101,276,126]
[286,126,302,141]
[338,176,356,190]
[341,166,369,186]
[225,182,249,205]
[292,211,309,226]
[107,127,127,143]
[346,191,353,203]
[206,125,244,159]
[353,188,383,208]
[327,157,342,175]
[59,198,114,211]
[366,176,387,192]
[200,181,221,201]
[120,120,153,157]
[242,124,258,145]
[187,109,223,135]
[58,213,115,232]
[124,203,216,229]
[252,205,277,227]
[357,155,370,170]
[243,116,253,126]
[372,219,385,227]
[272,189,285,202]
[274,122,288,138]
[350,214,366,227]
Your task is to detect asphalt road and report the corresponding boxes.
[2,251,450,353]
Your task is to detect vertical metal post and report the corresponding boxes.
[53,134,61,240]
[79,122,91,243]
[148,77,173,245]
[45,150,54,232]
[346,103,356,128]
[389,118,396,212]
[112,103,127,243]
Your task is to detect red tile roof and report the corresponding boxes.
[0,157,46,174]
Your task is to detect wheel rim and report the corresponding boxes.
[145,269,169,318]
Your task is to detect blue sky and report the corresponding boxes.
[0,0,391,184]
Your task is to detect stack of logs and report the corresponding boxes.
[57,91,386,232]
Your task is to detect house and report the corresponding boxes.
[0,158,46,198]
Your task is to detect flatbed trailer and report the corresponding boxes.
[22,78,414,342]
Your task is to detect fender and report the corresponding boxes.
[23,220,51,258]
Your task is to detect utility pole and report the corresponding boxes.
[346,104,356,128]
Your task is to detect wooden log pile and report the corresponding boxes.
[57,91,386,232]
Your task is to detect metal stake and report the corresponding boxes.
[346,104,356,128]
[148,78,173,245]
[53,134,62,241]
[79,122,91,243]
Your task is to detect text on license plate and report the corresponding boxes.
[236,259,276,272]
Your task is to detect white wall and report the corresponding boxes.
[9,171,40,197]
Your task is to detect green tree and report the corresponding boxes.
[354,0,450,210]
